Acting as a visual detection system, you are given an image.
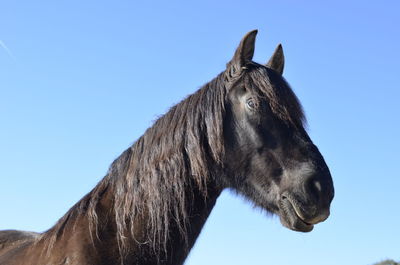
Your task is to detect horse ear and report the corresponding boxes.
[228,30,258,73]
[266,44,285,75]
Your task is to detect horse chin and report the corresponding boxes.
[278,197,314,232]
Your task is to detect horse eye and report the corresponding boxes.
[246,99,256,109]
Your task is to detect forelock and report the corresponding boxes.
[245,63,306,129]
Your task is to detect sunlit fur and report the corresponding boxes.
[36,72,227,256]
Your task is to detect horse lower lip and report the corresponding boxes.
[284,196,311,224]
[291,203,311,225]
[280,197,314,231]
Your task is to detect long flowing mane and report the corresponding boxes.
[37,71,228,256]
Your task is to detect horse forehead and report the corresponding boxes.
[243,66,306,128]
[244,66,273,90]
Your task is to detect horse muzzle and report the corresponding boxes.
[278,192,330,232]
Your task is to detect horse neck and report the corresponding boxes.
[102,181,220,264]
[40,173,221,265]
[150,182,221,265]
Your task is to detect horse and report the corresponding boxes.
[0,30,334,265]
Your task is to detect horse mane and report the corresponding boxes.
[37,70,228,256]
[36,62,305,257]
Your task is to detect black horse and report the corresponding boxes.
[0,30,334,265]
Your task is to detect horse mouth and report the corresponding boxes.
[279,195,314,232]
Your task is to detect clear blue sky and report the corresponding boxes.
[0,1,399,264]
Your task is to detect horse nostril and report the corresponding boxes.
[305,177,322,201]
[313,180,322,193]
